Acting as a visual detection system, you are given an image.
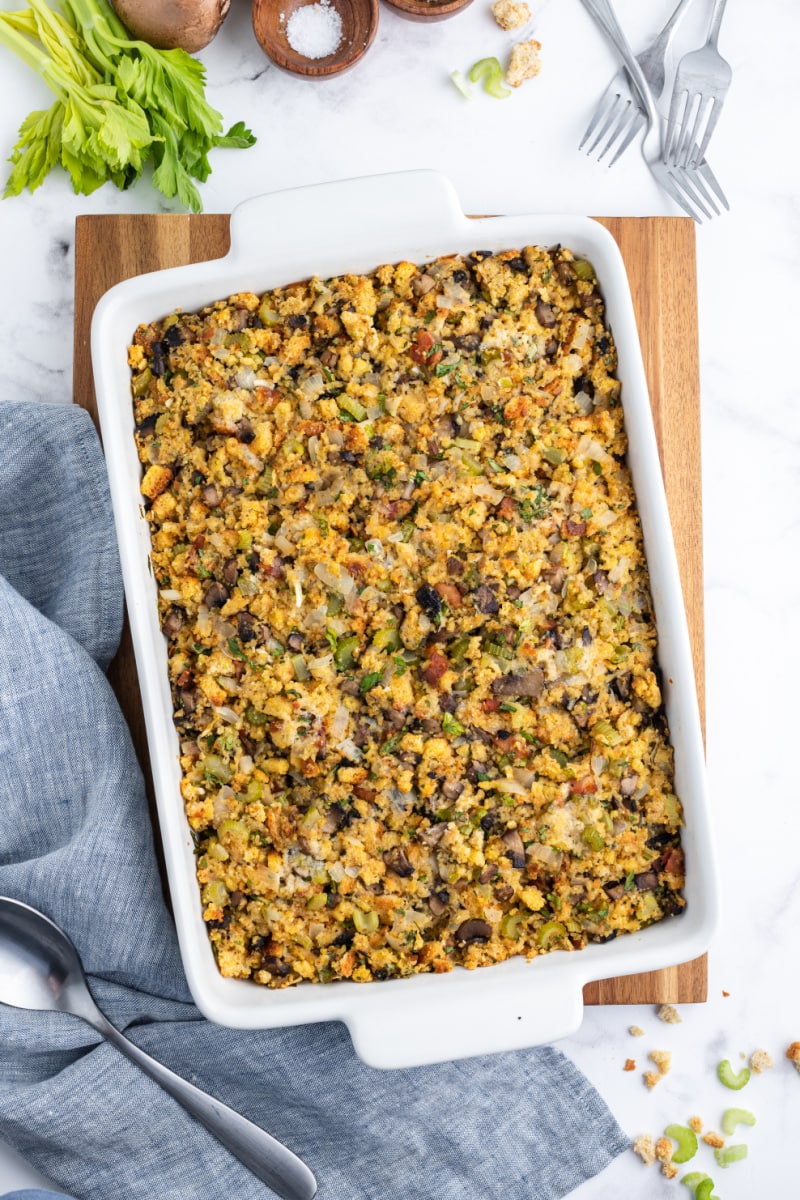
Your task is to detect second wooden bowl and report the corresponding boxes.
[381,0,473,21]
[253,0,379,77]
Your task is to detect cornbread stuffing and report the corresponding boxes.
[128,244,685,988]
[491,0,530,30]
[506,39,541,87]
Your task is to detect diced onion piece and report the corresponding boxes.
[331,703,349,740]
[213,705,241,725]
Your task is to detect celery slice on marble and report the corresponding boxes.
[664,1124,698,1164]
[721,1107,756,1135]
[717,1058,750,1089]
[714,1143,748,1168]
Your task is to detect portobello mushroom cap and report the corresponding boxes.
[111,0,230,53]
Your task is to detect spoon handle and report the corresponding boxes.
[93,1013,317,1200]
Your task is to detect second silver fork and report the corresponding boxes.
[578,0,720,222]
[581,0,696,165]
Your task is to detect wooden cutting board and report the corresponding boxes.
[73,213,707,1005]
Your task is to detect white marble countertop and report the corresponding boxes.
[1,0,798,1195]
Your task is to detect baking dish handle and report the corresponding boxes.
[344,978,585,1070]
[227,170,469,264]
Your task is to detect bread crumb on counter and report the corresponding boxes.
[644,1048,671,1089]
[750,1049,773,1073]
[703,1131,725,1149]
[657,1003,682,1024]
[688,1115,704,1133]
[506,39,541,87]
[624,1058,636,1071]
[632,1134,656,1166]
[786,1042,800,1071]
[629,1024,645,1037]
[654,1136,673,1164]
[491,0,530,30]
[650,1049,672,1074]
[661,1162,679,1180]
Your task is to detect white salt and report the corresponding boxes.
[286,1,343,59]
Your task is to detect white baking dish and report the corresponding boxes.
[91,170,717,1069]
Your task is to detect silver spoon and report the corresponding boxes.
[0,896,317,1200]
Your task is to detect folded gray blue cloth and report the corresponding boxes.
[0,400,628,1200]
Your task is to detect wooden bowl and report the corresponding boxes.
[381,0,473,21]
[252,0,379,77]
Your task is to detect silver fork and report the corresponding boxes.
[578,0,717,222]
[664,0,732,167]
[580,0,695,166]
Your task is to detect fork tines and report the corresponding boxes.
[580,88,646,166]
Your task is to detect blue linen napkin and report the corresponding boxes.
[0,400,629,1200]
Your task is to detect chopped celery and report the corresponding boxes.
[201,880,228,906]
[581,826,605,852]
[571,258,595,281]
[353,908,379,934]
[500,911,523,939]
[535,920,566,949]
[664,1124,698,1164]
[721,1107,756,1135]
[200,754,231,784]
[718,1058,750,1090]
[486,640,514,660]
[292,654,310,682]
[338,395,367,422]
[681,1174,716,1199]
[334,635,358,671]
[541,446,565,465]
[372,625,400,652]
[468,56,512,99]
[450,68,473,99]
[714,1144,747,1168]
[306,892,327,910]
[244,703,269,726]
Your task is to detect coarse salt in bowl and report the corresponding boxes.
[252,0,379,77]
